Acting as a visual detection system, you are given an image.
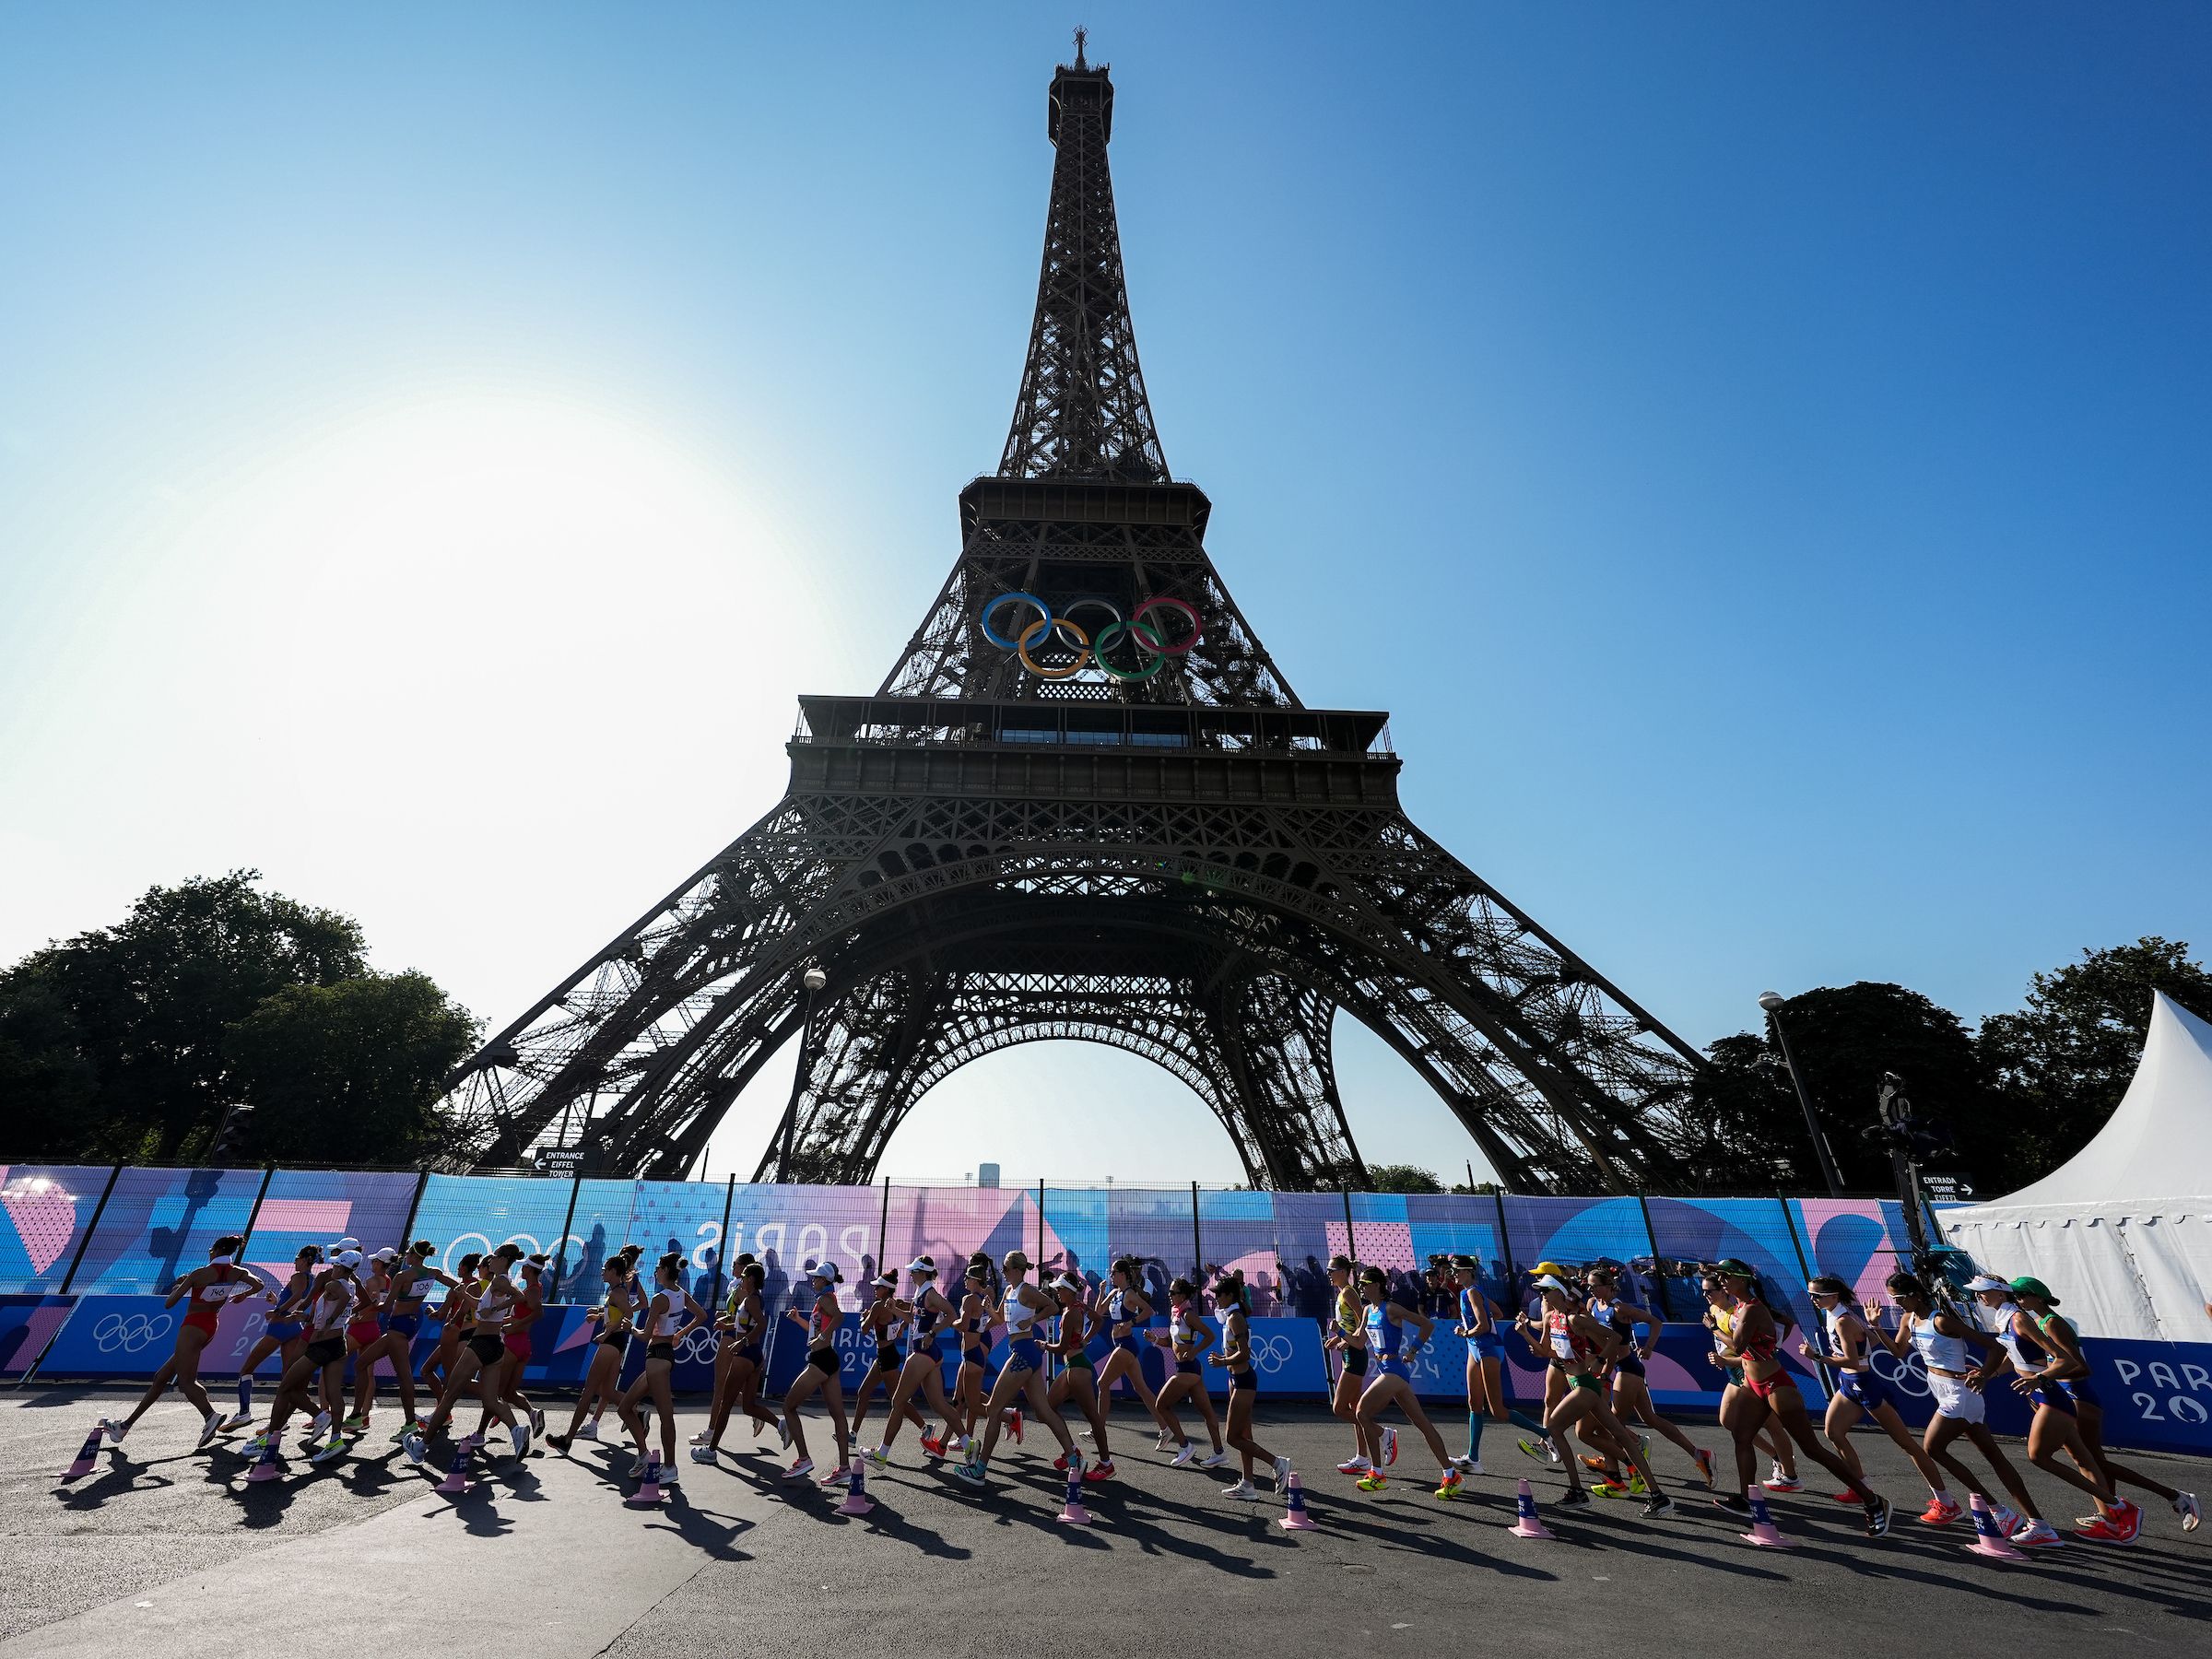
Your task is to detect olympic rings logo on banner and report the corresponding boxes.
[674,1326,720,1366]
[1250,1335,1295,1374]
[977,593,1202,682]
[94,1312,172,1354]
[1869,1347,1931,1398]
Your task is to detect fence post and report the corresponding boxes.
[398,1169,430,1251]
[1039,1179,1048,1272]
[1491,1188,1518,1284]
[879,1177,891,1278]
[57,1163,124,1294]
[1191,1182,1204,1282]
[1634,1191,1671,1321]
[548,1172,583,1300]
[236,1164,276,1259]
[707,1173,737,1314]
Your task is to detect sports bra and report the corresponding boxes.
[1171,1304,1203,1350]
[809,1293,841,1347]
[1908,1313,1970,1373]
[473,1276,515,1331]
[729,1292,759,1337]
[1459,1287,1491,1334]
[1364,1300,1402,1359]
[1107,1288,1135,1330]
[1821,1303,1868,1365]
[600,1283,635,1335]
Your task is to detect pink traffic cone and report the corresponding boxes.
[436,1441,473,1497]
[61,1422,105,1482]
[1966,1492,2025,1560]
[1740,1488,1797,1549]
[1507,1477,1555,1539]
[245,1437,284,1485]
[625,1456,663,1508]
[1278,1469,1318,1532]
[1055,1463,1093,1525]
[836,1454,875,1516]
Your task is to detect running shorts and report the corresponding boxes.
[1570,1371,1603,1393]
[1230,1370,1257,1394]
[1744,1370,1795,1402]
[1176,1359,1202,1377]
[387,1313,421,1338]
[182,1303,222,1338]
[735,1341,763,1366]
[1613,1352,1647,1380]
[467,1335,506,1366]
[596,1332,629,1352]
[1007,1336,1043,1374]
[1838,1370,1898,1415]
[504,1331,532,1362]
[1927,1374,1985,1424]
[807,1348,839,1375]
[873,1346,901,1371]
[264,1321,303,1343]
[2068,1376,2102,1410]
[648,1340,676,1362]
[1471,1334,1505,1360]
[1341,1347,1369,1377]
[305,1335,346,1368]
[347,1317,382,1347]
[1068,1350,1094,1372]
[2030,1383,2077,1415]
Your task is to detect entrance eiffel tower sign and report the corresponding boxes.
[441,44,1706,1193]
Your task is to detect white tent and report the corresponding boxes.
[1941,991,2212,1342]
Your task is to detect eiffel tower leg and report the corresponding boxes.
[1206,977,1367,1190]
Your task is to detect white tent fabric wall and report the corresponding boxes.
[1942,991,2212,1342]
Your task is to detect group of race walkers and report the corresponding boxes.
[82,1232,2202,1547]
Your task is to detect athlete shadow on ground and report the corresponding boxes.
[1818,1529,2212,1620]
[819,1475,973,1561]
[53,1452,179,1511]
[636,1490,756,1562]
[928,1465,1277,1567]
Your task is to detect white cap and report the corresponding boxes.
[370,1246,401,1264]
[1533,1274,1571,1294]
[334,1250,363,1269]
[335,1237,360,1251]
[807,1261,841,1284]
[1964,1274,2010,1293]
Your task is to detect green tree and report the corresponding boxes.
[221,972,477,1165]
[0,971,99,1157]
[1977,937,2212,1187]
[1363,1162,1446,1194]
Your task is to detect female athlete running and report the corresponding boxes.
[781,1260,853,1484]
[495,1253,550,1437]
[402,1245,528,1465]
[1452,1255,1559,1477]
[696,1256,774,1458]
[104,1234,261,1451]
[1971,1277,2139,1542]
[1149,1277,1228,1468]
[1349,1265,1460,1500]
[870,1256,964,1466]
[1091,1256,1175,1452]
[1207,1274,1289,1500]
[950,1251,1081,1490]
[351,1241,453,1442]
[1045,1272,1117,1483]
[257,1248,361,1468]
[947,1254,997,1454]
[548,1253,640,1454]
[1865,1273,2057,1545]
[1712,1260,1890,1536]
[1518,1275,1673,1517]
[1324,1255,1382,1477]
[224,1244,320,1433]
[1800,1276,1956,1519]
[1700,1270,1797,1506]
[417,1252,482,1399]
[1579,1264,1711,1492]
[850,1271,925,1444]
[2005,1277,2199,1535]
[616,1251,706,1488]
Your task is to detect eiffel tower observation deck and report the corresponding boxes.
[440,41,1709,1194]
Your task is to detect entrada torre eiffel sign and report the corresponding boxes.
[441,44,1707,1193]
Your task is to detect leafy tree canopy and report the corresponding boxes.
[1364,1162,1446,1194]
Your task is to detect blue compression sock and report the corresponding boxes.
[237,1375,253,1413]
[1466,1412,1485,1460]
[1509,1409,1552,1442]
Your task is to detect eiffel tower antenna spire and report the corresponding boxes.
[999,39,1165,484]
[436,53,1709,1196]
[1073,25,1088,70]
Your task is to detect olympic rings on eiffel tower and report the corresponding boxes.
[977,593,1203,682]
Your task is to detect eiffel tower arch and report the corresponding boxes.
[439,44,1708,1193]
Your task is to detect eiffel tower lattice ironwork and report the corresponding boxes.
[438,46,1708,1193]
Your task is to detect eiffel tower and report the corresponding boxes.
[440,42,1707,1193]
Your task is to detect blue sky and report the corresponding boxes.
[3,4,2206,1186]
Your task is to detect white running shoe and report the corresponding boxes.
[819,1465,852,1487]
[1456,1457,1486,1477]
[777,1419,794,1451]
[1220,1478,1260,1500]
[781,1457,815,1483]
[688,1444,715,1464]
[218,1409,254,1432]
[2176,1491,2201,1533]
[1172,1443,1197,1468]
[865,1445,890,1469]
[196,1413,224,1449]
[310,1435,347,1465]
[2013,1518,2065,1548]
[102,1420,128,1445]
[578,1418,599,1441]
[690,1430,712,1445]
[309,1411,332,1438]
[658,1465,679,1487]
[1336,1455,1372,1475]
[1271,1453,1292,1490]
[1200,1449,1229,1468]
[530,1407,546,1436]
[1381,1426,1399,1466]
[400,1432,427,1466]
[509,1424,531,1459]
[1155,1430,1174,1452]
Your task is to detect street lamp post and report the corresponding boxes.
[1759,990,1844,1198]
[771,964,829,1182]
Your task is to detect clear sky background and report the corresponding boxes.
[3,4,2207,1187]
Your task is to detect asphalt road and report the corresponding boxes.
[5,1388,2206,1656]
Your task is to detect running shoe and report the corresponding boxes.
[2012,1519,2065,1547]
[1919,1498,1964,1526]
[1007,1408,1025,1445]
[1994,1505,2022,1535]
[309,1410,333,1438]
[578,1419,599,1442]
[777,1419,794,1451]
[218,1409,255,1432]
[949,1457,987,1489]
[1451,1455,1484,1476]
[1641,1495,1676,1519]
[1762,1474,1804,1493]
[1053,1453,1072,1473]
[1580,1454,1613,1473]
[629,1455,652,1477]
[1627,1473,1649,1497]
[1084,1460,1116,1484]
[1221,1478,1260,1500]
[688,1445,714,1464]
[1825,1489,1860,1504]
[658,1465,680,1487]
[780,1457,815,1482]
[310,1434,347,1465]
[241,1431,273,1455]
[1557,1486,1592,1508]
[459,1431,484,1452]
[195,1413,224,1449]
[1380,1426,1398,1466]
[2085,1501,2142,1543]
[1863,1495,1893,1538]
[1434,1470,1465,1501]
[920,1432,945,1458]
[1516,1437,1556,1465]
[2175,1490,2201,1533]
[1712,1492,1750,1514]
[400,1432,427,1466]
[102,1419,128,1445]
[1174,1445,1199,1468]
[341,1411,369,1432]
[689,1429,712,1445]
[1591,1479,1632,1500]
[819,1465,852,1487]
[1692,1447,1716,1488]
[865,1445,890,1469]
[1271,1453,1292,1491]
[530,1407,546,1436]
[547,1434,571,1453]
[509,1424,531,1459]
[1155,1430,1174,1452]
[391,1419,428,1444]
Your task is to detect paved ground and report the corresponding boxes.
[4,1387,2206,1656]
